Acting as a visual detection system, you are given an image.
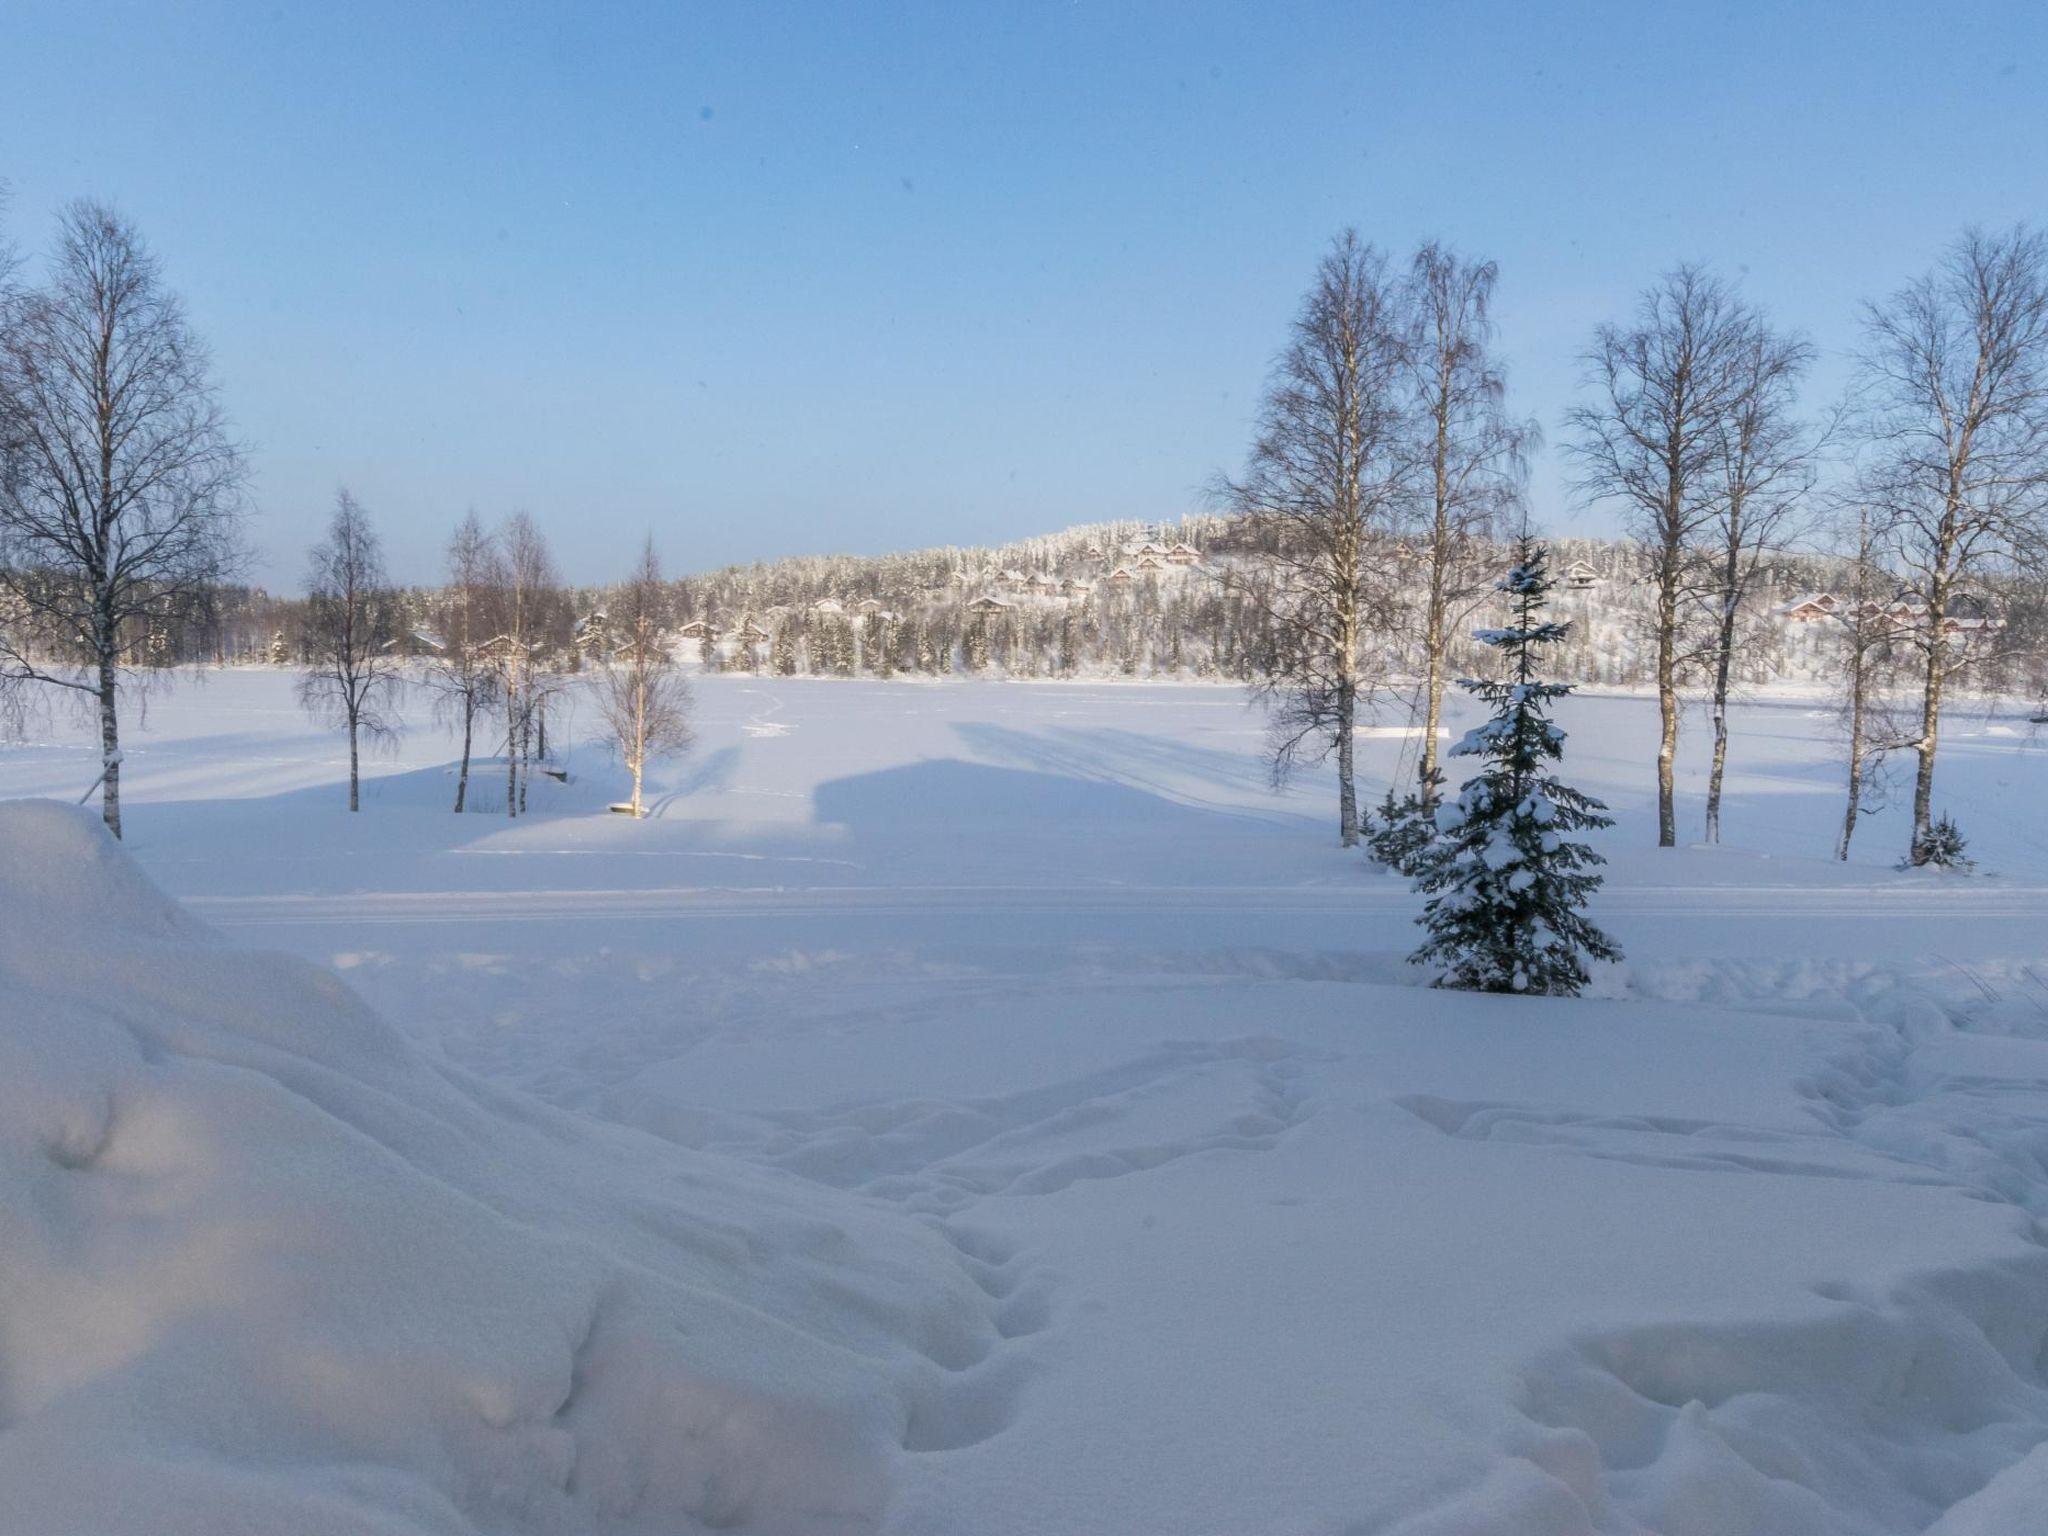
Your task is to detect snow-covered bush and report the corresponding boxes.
[1906,811,1974,871]
[1410,539,1621,995]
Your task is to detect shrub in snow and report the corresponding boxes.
[1362,768,1443,877]
[1410,539,1621,995]
[1905,811,1974,871]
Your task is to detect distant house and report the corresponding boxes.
[1934,596,1999,638]
[1106,566,1135,586]
[1026,573,1058,595]
[1133,555,1165,573]
[855,598,887,616]
[1080,544,1106,561]
[1059,577,1094,598]
[810,597,845,616]
[677,619,720,640]
[967,595,1013,615]
[474,634,541,665]
[1135,541,1168,558]
[731,618,772,644]
[1165,542,1201,566]
[1562,560,1600,590]
[998,568,1028,586]
[380,627,446,658]
[1775,593,1838,623]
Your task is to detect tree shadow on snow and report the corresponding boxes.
[948,722,1305,822]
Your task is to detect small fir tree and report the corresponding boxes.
[1411,539,1621,995]
[1363,767,1443,877]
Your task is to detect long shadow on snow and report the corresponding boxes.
[810,757,1326,887]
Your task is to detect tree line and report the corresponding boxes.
[294,495,690,818]
[1223,227,2048,868]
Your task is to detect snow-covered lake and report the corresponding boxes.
[4,669,2047,1534]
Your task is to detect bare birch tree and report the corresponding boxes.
[1399,241,1534,799]
[0,201,244,836]
[1221,230,1409,847]
[1853,226,2048,862]
[1701,319,1820,842]
[490,511,562,818]
[1830,505,1912,860]
[590,536,692,817]
[420,511,498,812]
[299,491,402,811]
[1566,266,1754,847]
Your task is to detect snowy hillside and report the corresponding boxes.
[3,674,2048,1532]
[187,515,1943,692]
[653,524,1884,688]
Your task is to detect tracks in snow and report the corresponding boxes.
[1398,958,2048,1535]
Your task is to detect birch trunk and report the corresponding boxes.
[454,703,474,813]
[1839,642,1866,861]
[1655,574,1679,848]
[347,710,360,812]
[632,676,646,817]
[96,652,122,839]
[1703,532,1741,844]
[1336,677,1358,847]
[1910,573,1949,854]
[505,692,519,820]
[518,708,531,815]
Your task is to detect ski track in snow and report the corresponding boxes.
[739,687,795,738]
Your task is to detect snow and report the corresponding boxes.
[3,669,2048,1533]
[0,799,1000,1535]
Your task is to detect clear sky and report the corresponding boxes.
[6,0,2044,587]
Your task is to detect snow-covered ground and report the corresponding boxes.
[4,670,2048,1534]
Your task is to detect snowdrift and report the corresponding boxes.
[0,801,993,1536]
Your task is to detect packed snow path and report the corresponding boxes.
[4,671,2048,1533]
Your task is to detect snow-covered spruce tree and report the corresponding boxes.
[1411,539,1621,995]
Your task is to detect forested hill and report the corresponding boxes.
[179,513,1913,690]
[656,515,1857,688]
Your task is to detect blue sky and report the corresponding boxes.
[6,0,2044,586]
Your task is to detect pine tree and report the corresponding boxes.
[1411,539,1621,995]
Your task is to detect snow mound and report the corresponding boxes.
[0,801,992,1536]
